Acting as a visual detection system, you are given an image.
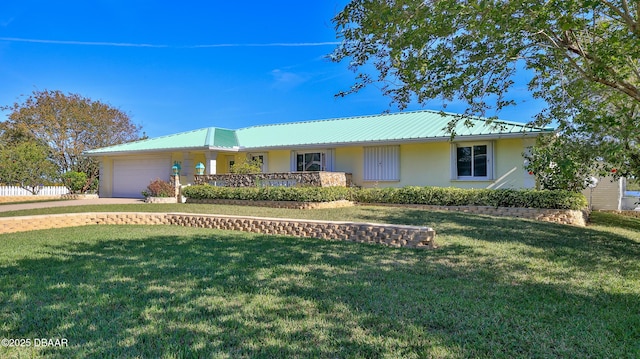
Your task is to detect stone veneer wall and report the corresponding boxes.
[0,212,436,249]
[194,172,352,187]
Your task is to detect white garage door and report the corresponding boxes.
[113,157,172,198]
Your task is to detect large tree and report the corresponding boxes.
[331,0,640,181]
[1,90,142,190]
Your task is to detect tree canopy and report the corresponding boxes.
[0,141,57,194]
[1,90,142,190]
[332,0,640,185]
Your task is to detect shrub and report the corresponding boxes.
[142,178,174,198]
[351,187,587,210]
[182,185,588,210]
[182,185,352,202]
[229,158,263,174]
[61,171,97,194]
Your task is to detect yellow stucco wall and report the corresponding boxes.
[266,150,292,172]
[397,142,451,187]
[490,138,531,189]
[98,156,113,197]
[335,147,363,184]
[342,138,531,189]
[97,137,536,197]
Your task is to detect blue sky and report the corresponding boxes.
[0,0,546,138]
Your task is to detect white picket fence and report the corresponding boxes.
[0,186,70,196]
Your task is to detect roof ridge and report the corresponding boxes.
[236,109,447,130]
[236,109,550,131]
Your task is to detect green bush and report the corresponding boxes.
[351,187,587,210]
[182,185,587,210]
[229,158,263,174]
[61,171,97,194]
[182,185,352,203]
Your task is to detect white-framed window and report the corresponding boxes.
[291,150,334,172]
[364,145,400,181]
[249,153,267,172]
[227,155,235,172]
[451,142,493,180]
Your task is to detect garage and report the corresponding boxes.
[112,157,172,198]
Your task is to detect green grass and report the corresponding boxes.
[0,205,639,358]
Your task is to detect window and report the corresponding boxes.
[249,153,267,172]
[227,156,235,172]
[364,145,400,181]
[291,150,334,172]
[296,152,325,171]
[452,142,493,180]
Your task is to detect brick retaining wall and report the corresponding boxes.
[0,212,436,249]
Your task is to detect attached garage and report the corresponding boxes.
[112,156,172,198]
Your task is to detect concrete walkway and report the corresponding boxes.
[0,198,144,213]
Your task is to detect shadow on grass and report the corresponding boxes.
[353,206,640,259]
[0,224,639,358]
[589,211,640,232]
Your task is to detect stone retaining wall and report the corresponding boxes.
[186,199,355,209]
[0,196,60,204]
[60,194,99,200]
[184,199,587,226]
[0,212,436,249]
[598,210,640,219]
[366,203,588,226]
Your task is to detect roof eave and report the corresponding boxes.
[239,130,552,151]
[85,145,241,157]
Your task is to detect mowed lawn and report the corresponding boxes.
[0,205,638,358]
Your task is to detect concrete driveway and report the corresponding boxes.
[0,198,144,213]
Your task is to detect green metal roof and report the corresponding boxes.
[85,127,238,155]
[86,110,553,155]
[235,110,552,149]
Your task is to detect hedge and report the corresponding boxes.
[351,187,587,210]
[181,185,588,210]
[182,185,352,203]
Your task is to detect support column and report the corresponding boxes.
[173,174,181,200]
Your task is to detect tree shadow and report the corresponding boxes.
[0,225,638,358]
[352,206,640,260]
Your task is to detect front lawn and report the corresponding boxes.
[0,207,638,358]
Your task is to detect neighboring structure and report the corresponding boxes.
[582,176,640,211]
[85,110,553,198]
